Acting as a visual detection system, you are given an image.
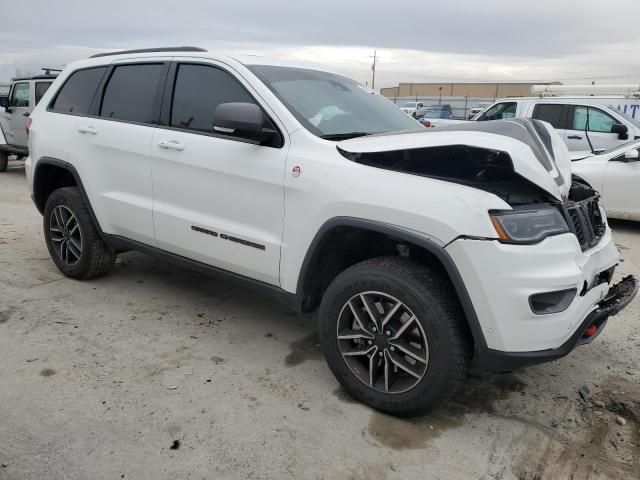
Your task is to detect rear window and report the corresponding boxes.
[532,104,567,129]
[99,64,164,123]
[51,67,107,114]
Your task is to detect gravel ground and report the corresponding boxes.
[1,159,639,480]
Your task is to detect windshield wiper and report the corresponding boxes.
[320,132,371,141]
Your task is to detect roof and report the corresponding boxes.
[12,74,58,81]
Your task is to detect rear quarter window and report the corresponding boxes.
[50,67,107,114]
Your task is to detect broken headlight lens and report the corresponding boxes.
[490,207,569,244]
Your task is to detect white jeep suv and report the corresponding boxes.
[25,47,637,416]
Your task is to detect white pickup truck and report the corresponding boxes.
[0,71,58,171]
[430,97,640,152]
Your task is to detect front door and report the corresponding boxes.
[565,105,622,152]
[151,62,287,285]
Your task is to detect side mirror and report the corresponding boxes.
[212,102,276,144]
[624,149,639,161]
[0,96,9,110]
[611,122,629,140]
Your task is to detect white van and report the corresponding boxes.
[474,97,640,151]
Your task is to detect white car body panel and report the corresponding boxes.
[572,140,640,220]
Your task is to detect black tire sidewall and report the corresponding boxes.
[319,263,464,416]
[0,153,8,172]
[43,188,92,278]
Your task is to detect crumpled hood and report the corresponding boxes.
[337,119,571,202]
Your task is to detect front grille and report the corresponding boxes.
[564,195,605,251]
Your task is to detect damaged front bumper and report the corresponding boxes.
[475,275,637,371]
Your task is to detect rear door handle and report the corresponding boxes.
[158,140,185,151]
[78,126,98,135]
[567,135,583,140]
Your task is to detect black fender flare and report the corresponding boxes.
[33,156,109,244]
[296,217,488,350]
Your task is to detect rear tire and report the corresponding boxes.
[319,256,471,417]
[43,187,116,279]
[0,152,8,172]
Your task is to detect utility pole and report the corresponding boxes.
[370,50,379,90]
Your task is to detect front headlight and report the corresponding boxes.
[490,207,569,244]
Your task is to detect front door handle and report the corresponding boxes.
[158,140,185,151]
[78,126,98,135]
[567,135,583,140]
[23,112,30,117]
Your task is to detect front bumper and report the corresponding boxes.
[474,275,637,371]
[446,221,637,368]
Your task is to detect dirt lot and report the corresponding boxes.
[1,160,639,480]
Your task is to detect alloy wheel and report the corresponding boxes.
[49,205,83,266]
[336,291,429,394]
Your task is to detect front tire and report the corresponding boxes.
[319,256,471,416]
[0,152,8,172]
[43,187,116,279]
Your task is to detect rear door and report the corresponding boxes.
[65,61,168,245]
[6,81,30,146]
[531,103,570,142]
[150,60,287,285]
[565,105,621,151]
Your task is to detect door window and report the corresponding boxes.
[477,102,516,121]
[35,81,53,105]
[100,64,164,123]
[532,104,568,129]
[572,106,616,133]
[51,67,107,114]
[10,83,29,107]
[170,64,256,132]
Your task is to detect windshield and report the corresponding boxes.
[249,65,422,139]
[611,106,640,129]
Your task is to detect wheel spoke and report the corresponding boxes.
[53,208,64,231]
[67,239,82,259]
[337,329,374,341]
[387,351,422,379]
[69,224,79,235]
[391,315,417,340]
[380,300,402,330]
[348,301,373,336]
[360,294,382,331]
[383,351,390,393]
[369,350,382,387]
[342,345,376,357]
[51,237,64,243]
[388,338,427,364]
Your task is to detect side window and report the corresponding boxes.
[51,67,107,114]
[100,64,164,123]
[35,82,53,105]
[170,64,256,132]
[10,83,29,107]
[572,106,616,133]
[478,102,516,121]
[532,104,567,129]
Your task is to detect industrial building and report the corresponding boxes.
[380,81,561,99]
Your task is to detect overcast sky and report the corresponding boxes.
[1,0,639,89]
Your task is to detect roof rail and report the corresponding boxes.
[90,46,207,59]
